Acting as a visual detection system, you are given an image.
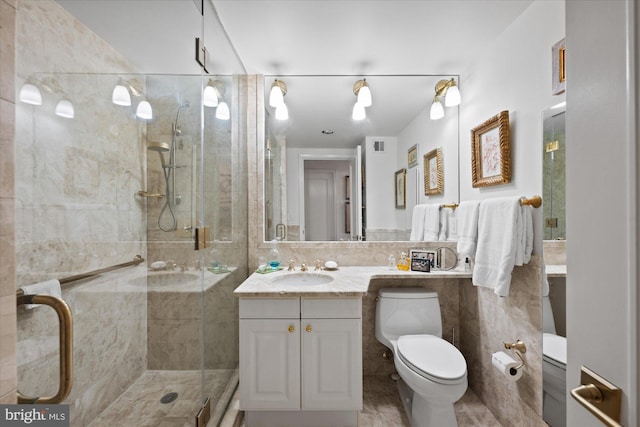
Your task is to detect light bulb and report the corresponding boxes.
[203,85,219,107]
[275,103,289,120]
[269,84,284,107]
[444,84,461,107]
[19,83,43,105]
[430,99,444,120]
[216,100,230,120]
[55,99,74,118]
[136,99,153,120]
[357,85,372,107]
[112,83,131,106]
[352,102,366,121]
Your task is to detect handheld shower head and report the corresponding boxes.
[147,141,170,152]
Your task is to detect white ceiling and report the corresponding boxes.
[56,0,535,148]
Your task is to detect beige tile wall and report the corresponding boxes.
[0,0,17,406]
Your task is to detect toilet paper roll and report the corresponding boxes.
[492,351,523,381]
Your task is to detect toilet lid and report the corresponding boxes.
[543,333,567,365]
[397,335,467,385]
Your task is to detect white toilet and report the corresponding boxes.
[542,295,567,427]
[375,288,467,427]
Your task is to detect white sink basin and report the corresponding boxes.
[271,272,333,286]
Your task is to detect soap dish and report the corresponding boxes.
[324,260,338,271]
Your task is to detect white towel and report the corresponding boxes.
[423,204,441,241]
[472,197,522,297]
[542,262,550,297]
[438,208,454,241]
[456,200,481,258]
[19,279,62,310]
[409,205,427,241]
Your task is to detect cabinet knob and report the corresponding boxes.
[288,325,295,333]
[306,325,312,333]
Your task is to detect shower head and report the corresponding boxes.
[147,141,170,152]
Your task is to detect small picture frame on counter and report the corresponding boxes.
[410,249,436,272]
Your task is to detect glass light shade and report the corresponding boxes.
[203,85,219,107]
[136,100,153,120]
[55,99,75,118]
[430,99,444,120]
[444,85,461,107]
[275,103,289,121]
[352,102,366,121]
[357,85,372,107]
[112,84,131,106]
[269,85,284,108]
[19,83,43,105]
[216,101,230,120]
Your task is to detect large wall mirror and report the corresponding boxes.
[263,75,460,242]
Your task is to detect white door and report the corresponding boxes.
[304,170,336,241]
[239,319,301,410]
[566,1,638,425]
[301,318,362,410]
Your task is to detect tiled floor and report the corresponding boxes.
[226,375,502,427]
[87,369,236,427]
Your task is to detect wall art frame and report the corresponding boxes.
[423,147,443,195]
[408,144,418,168]
[471,110,511,188]
[552,38,566,95]
[394,168,406,209]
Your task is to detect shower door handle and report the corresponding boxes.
[570,366,621,427]
[17,294,73,404]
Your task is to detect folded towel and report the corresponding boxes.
[472,197,522,297]
[542,262,550,297]
[438,208,454,241]
[409,204,427,241]
[19,279,62,310]
[515,203,534,266]
[423,204,441,241]
[456,200,481,258]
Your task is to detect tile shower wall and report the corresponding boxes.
[15,2,146,425]
[0,0,17,406]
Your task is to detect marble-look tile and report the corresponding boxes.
[0,0,15,103]
[0,99,15,198]
[0,294,17,397]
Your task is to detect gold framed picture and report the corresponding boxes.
[471,110,511,188]
[552,38,566,95]
[394,168,406,209]
[423,147,443,195]
[408,144,418,168]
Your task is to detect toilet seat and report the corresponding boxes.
[543,333,567,369]
[397,335,467,385]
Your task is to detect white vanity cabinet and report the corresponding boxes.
[239,296,362,426]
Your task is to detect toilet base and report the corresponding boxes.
[396,378,458,427]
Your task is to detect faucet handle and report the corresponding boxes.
[287,260,296,271]
[300,261,308,272]
[314,259,322,271]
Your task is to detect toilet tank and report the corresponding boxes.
[375,288,442,348]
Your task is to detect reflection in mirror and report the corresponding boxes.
[263,75,460,242]
[541,103,567,427]
[543,105,566,240]
[434,246,458,271]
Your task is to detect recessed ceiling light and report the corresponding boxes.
[321,130,334,135]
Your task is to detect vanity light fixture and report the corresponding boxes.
[216,99,230,120]
[19,83,43,106]
[55,99,75,119]
[269,79,287,108]
[275,102,289,121]
[135,98,153,120]
[353,79,372,107]
[112,80,132,106]
[429,78,461,120]
[203,79,220,107]
[352,102,366,121]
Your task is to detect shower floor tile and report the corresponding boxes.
[87,369,235,427]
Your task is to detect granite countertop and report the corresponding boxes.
[233,266,473,297]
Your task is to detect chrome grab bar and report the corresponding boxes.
[17,294,73,404]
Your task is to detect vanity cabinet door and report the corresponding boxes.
[239,318,301,410]
[301,318,362,410]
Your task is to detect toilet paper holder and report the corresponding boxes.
[503,339,527,369]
